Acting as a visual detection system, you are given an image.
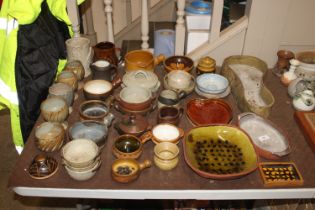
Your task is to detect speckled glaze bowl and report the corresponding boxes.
[79,100,115,125]
[41,96,69,123]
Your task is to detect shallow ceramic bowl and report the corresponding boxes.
[183,125,258,180]
[83,80,113,100]
[238,112,291,160]
[65,159,101,181]
[68,121,108,147]
[117,87,153,111]
[196,73,229,94]
[164,56,194,73]
[186,98,232,126]
[35,122,65,152]
[41,96,69,123]
[164,70,195,95]
[61,139,99,168]
[141,123,184,144]
[113,134,144,159]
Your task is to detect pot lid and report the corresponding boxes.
[122,70,159,91]
[115,114,149,135]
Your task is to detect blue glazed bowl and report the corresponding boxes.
[196,73,229,94]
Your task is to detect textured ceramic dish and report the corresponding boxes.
[68,121,108,147]
[221,55,275,118]
[61,139,99,168]
[164,70,195,95]
[183,125,258,180]
[83,80,113,100]
[141,123,184,144]
[122,70,160,93]
[111,159,151,183]
[295,51,315,81]
[154,142,179,171]
[35,122,65,152]
[164,56,194,73]
[41,96,69,123]
[196,73,229,94]
[117,86,153,111]
[124,50,164,71]
[64,159,101,181]
[186,98,232,126]
[238,112,291,160]
[27,154,59,180]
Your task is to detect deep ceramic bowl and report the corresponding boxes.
[183,125,258,180]
[196,73,229,94]
[164,56,194,73]
[68,121,108,147]
[164,70,195,95]
[112,134,145,159]
[186,98,232,126]
[83,79,113,100]
[35,122,65,152]
[63,60,85,81]
[61,139,99,168]
[117,87,153,111]
[41,96,69,123]
[49,82,74,106]
[64,159,101,181]
[79,100,110,122]
[57,71,78,91]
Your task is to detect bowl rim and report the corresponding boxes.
[83,79,113,94]
[163,56,194,72]
[183,124,259,180]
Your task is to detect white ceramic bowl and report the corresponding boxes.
[65,159,101,181]
[152,124,180,141]
[61,139,99,168]
[196,73,228,94]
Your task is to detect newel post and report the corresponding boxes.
[141,0,149,50]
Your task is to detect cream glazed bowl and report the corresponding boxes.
[141,123,184,144]
[164,70,195,95]
[83,79,114,101]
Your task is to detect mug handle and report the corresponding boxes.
[140,131,153,144]
[112,74,122,88]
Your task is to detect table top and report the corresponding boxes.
[8,66,315,200]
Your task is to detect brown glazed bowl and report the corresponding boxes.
[183,125,258,180]
[111,159,151,183]
[124,50,165,72]
[116,86,154,111]
[83,80,113,101]
[186,98,232,126]
[164,56,194,73]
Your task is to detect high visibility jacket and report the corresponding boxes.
[0,0,83,153]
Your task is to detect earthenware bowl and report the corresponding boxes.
[164,55,194,73]
[116,86,154,111]
[157,106,183,125]
[238,112,291,160]
[64,158,101,181]
[114,114,151,136]
[57,71,78,91]
[122,70,160,93]
[124,50,165,71]
[35,122,65,152]
[49,83,74,106]
[79,100,115,125]
[41,96,69,123]
[114,101,155,116]
[141,123,184,144]
[164,70,195,95]
[64,60,85,81]
[27,154,59,180]
[112,134,150,159]
[154,142,179,171]
[196,73,229,94]
[83,80,115,101]
[111,159,151,183]
[61,139,100,168]
[186,98,232,126]
[68,120,109,148]
[183,125,258,180]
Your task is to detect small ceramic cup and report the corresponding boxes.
[157,89,185,109]
[112,134,150,159]
[157,106,183,125]
[141,123,184,144]
[154,142,179,171]
[57,71,78,91]
[49,83,74,106]
[63,60,85,81]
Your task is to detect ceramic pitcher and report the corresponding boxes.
[93,41,119,66]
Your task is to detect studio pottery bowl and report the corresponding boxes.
[79,100,114,124]
[196,73,229,94]
[41,96,69,123]
[183,125,258,180]
[83,79,113,100]
[141,123,184,144]
[64,158,101,181]
[186,98,232,126]
[164,56,194,73]
[35,122,65,152]
[164,70,195,95]
[238,112,291,160]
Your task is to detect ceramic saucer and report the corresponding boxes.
[195,86,231,99]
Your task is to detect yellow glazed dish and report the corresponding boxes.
[183,125,258,180]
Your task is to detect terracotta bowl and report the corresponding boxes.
[35,122,65,152]
[41,96,69,123]
[183,125,258,180]
[164,56,194,73]
[186,98,232,126]
[83,80,113,100]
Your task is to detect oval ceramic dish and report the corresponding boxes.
[183,125,258,180]
[196,73,229,94]
[186,98,232,126]
[237,112,291,160]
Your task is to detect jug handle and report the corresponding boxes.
[140,131,152,144]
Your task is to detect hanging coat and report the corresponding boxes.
[0,0,83,153]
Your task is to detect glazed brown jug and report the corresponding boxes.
[93,42,119,66]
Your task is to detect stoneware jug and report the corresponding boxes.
[93,41,119,66]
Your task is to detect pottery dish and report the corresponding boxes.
[41,96,69,123]
[35,122,65,152]
[83,80,113,100]
[183,125,258,180]
[238,112,291,160]
[113,134,149,159]
[196,73,229,94]
[164,70,195,95]
[164,55,194,73]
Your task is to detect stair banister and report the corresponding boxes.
[67,0,81,37]
[209,0,224,43]
[104,0,114,43]
[81,0,97,45]
[141,0,149,50]
[175,0,186,55]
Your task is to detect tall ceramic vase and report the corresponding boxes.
[66,37,93,78]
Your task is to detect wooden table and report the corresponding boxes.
[8,66,315,200]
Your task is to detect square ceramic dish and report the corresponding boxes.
[183,125,258,180]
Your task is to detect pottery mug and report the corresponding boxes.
[157,89,186,109]
[157,106,183,125]
[90,59,118,81]
[93,41,119,66]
